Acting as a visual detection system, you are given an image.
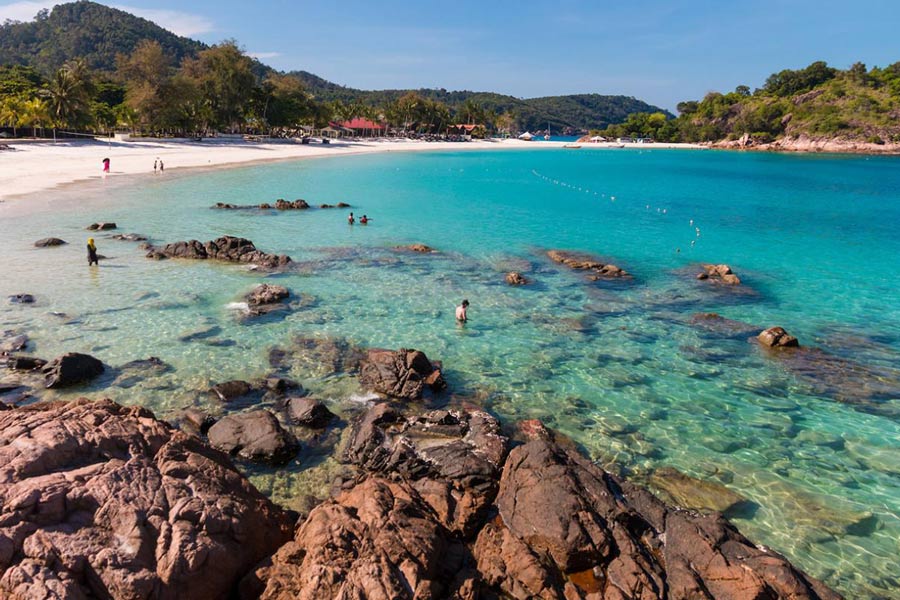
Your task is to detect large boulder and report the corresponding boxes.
[505,271,529,285]
[245,477,471,600]
[698,263,742,285]
[207,410,298,465]
[8,294,34,304]
[33,238,66,247]
[547,249,631,280]
[473,430,839,600]
[343,404,508,535]
[287,397,334,428]
[0,399,294,600]
[358,348,446,400]
[42,352,104,388]
[243,284,292,319]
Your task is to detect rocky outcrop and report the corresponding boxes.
[547,249,631,280]
[697,263,742,285]
[505,271,529,285]
[474,429,839,600]
[33,238,66,247]
[0,399,294,600]
[213,199,312,210]
[146,236,291,269]
[287,397,334,428]
[343,404,507,535]
[358,348,446,400]
[690,312,762,338]
[207,409,298,465]
[86,222,117,230]
[758,326,800,348]
[41,352,104,388]
[0,331,28,354]
[395,243,436,253]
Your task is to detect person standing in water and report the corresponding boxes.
[360,214,369,224]
[87,238,99,266]
[348,212,355,225]
[455,299,469,322]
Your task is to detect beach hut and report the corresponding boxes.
[340,118,386,138]
[590,135,606,142]
[518,132,534,141]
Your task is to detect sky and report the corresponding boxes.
[2,0,899,111]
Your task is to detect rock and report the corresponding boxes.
[41,352,104,388]
[0,399,293,600]
[759,326,800,348]
[86,222,117,230]
[110,233,148,241]
[319,203,334,208]
[690,313,762,338]
[33,238,66,247]
[336,202,350,208]
[698,263,742,285]
[181,407,216,434]
[647,466,751,515]
[244,284,291,318]
[0,331,28,354]
[178,325,222,342]
[547,249,631,279]
[395,243,435,253]
[473,433,839,600]
[7,356,47,371]
[505,271,529,285]
[209,380,254,403]
[246,477,470,600]
[343,404,507,535]
[274,199,311,210]
[146,236,291,269]
[287,397,334,428]
[268,336,365,378]
[358,348,446,400]
[207,410,298,465]
[8,294,35,304]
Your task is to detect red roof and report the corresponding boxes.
[340,118,384,130]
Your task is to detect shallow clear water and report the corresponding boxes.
[2,148,900,597]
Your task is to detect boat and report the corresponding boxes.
[563,144,581,149]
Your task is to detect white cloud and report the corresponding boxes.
[112,5,214,37]
[0,1,215,36]
[248,52,281,60]
[0,1,58,22]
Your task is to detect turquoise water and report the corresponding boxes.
[2,148,900,597]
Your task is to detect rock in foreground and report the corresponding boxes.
[207,409,299,465]
[42,351,104,388]
[358,348,446,400]
[0,399,294,600]
[146,236,291,269]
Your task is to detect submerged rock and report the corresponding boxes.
[358,348,446,400]
[33,237,66,247]
[759,326,801,348]
[647,466,752,516]
[690,312,762,338]
[207,409,298,465]
[42,352,104,388]
[0,399,294,600]
[547,249,631,279]
[268,336,365,378]
[110,232,148,241]
[395,243,436,253]
[0,331,28,354]
[146,236,291,269]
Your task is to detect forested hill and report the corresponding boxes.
[0,1,670,131]
[0,1,204,73]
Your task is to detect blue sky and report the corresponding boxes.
[2,0,898,110]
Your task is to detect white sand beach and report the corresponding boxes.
[0,137,703,202]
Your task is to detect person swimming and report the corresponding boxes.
[360,215,369,224]
[455,299,469,322]
[87,238,99,266]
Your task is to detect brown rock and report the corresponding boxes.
[207,410,298,465]
[759,326,800,348]
[41,352,104,389]
[0,399,293,600]
[209,380,254,402]
[647,466,749,515]
[547,249,631,279]
[698,263,742,285]
[33,238,66,247]
[396,244,435,253]
[86,222,117,231]
[358,348,446,400]
[505,271,529,285]
[287,397,334,428]
[146,236,291,269]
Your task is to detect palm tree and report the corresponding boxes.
[0,97,25,137]
[20,98,50,137]
[42,61,92,129]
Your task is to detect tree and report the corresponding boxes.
[20,98,50,137]
[117,40,172,131]
[182,40,256,132]
[735,85,751,97]
[0,96,25,136]
[42,61,93,128]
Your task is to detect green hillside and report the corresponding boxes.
[0,1,669,132]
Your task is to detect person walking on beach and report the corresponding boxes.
[87,238,99,266]
[159,160,164,172]
[154,158,158,172]
[455,299,469,322]
[102,158,110,173]
[348,212,355,225]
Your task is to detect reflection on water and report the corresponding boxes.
[2,149,900,597]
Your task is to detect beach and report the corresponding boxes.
[0,137,703,202]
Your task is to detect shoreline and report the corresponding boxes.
[0,137,704,203]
